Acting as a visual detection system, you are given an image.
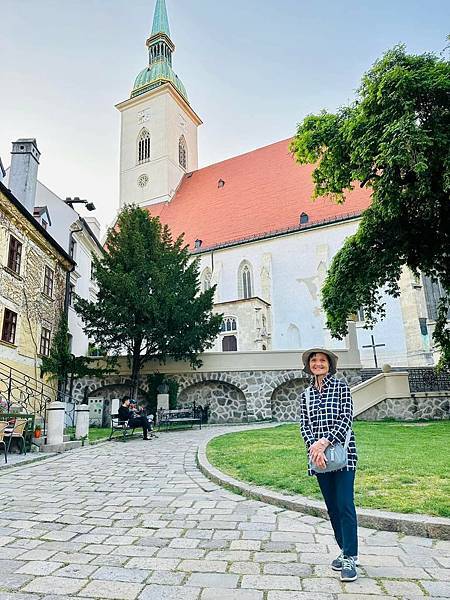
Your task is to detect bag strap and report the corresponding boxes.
[343,425,352,450]
[305,386,311,423]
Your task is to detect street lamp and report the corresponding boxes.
[64,197,96,211]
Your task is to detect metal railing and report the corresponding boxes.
[358,366,450,392]
[408,368,450,392]
[0,361,79,432]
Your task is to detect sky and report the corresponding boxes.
[1,0,448,234]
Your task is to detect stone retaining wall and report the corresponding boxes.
[357,391,450,421]
[74,368,361,424]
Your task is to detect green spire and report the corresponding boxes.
[151,0,171,37]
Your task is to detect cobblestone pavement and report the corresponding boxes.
[0,427,449,600]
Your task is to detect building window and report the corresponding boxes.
[7,236,22,274]
[300,212,309,225]
[68,283,75,307]
[179,135,187,169]
[1,309,17,344]
[138,128,151,164]
[238,261,253,298]
[222,335,237,352]
[40,327,51,357]
[356,307,366,322]
[220,316,237,333]
[43,266,54,297]
[67,333,73,353]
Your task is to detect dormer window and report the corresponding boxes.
[194,239,202,249]
[300,212,309,225]
[218,179,225,188]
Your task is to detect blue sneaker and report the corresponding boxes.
[340,556,357,582]
[331,551,359,571]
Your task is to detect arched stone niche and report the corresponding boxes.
[177,380,247,423]
[270,377,308,422]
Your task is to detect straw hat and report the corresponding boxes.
[302,348,339,375]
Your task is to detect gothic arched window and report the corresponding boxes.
[238,261,253,299]
[137,128,151,164]
[220,316,237,333]
[179,135,187,169]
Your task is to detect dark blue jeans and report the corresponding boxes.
[316,469,358,557]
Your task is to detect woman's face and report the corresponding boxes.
[309,352,330,376]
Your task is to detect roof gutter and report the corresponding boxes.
[191,210,363,256]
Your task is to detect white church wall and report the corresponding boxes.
[166,93,199,179]
[119,92,170,207]
[196,219,412,366]
[118,86,199,208]
[355,293,409,367]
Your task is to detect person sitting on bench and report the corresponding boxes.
[118,397,151,440]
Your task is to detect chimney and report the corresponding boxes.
[9,138,40,212]
[84,216,101,241]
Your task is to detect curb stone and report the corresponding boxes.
[196,429,450,541]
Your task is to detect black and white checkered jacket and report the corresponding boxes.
[299,374,358,476]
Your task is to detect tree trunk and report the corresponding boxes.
[130,338,142,400]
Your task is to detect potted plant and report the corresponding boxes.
[34,424,42,439]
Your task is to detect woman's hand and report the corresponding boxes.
[309,438,330,468]
[311,450,327,469]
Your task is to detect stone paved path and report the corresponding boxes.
[0,427,449,600]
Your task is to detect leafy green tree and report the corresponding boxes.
[75,205,222,395]
[41,312,114,397]
[291,45,450,367]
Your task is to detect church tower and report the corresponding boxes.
[116,0,202,208]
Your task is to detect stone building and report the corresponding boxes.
[3,140,103,358]
[0,178,74,379]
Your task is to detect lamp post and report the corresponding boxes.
[61,197,97,399]
[64,197,96,211]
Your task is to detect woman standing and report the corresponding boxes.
[299,348,359,582]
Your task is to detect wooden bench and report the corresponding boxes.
[157,407,202,431]
[109,414,136,441]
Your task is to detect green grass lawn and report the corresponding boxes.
[65,426,112,442]
[206,422,450,517]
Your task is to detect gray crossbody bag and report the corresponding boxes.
[305,386,352,473]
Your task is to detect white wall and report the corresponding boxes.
[34,181,77,248]
[34,181,99,357]
[118,86,199,208]
[196,219,410,367]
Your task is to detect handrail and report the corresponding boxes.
[0,360,60,397]
[0,360,79,430]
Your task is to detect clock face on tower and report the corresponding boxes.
[137,174,149,188]
[138,109,151,124]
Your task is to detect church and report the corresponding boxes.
[115,0,440,368]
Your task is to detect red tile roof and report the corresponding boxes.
[146,138,371,250]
